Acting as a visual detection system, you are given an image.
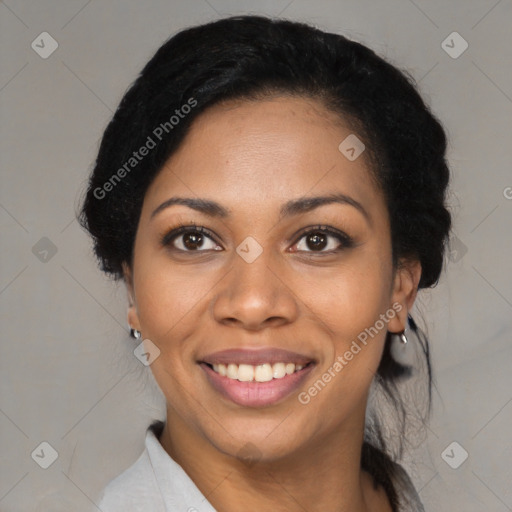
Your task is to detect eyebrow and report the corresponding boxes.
[150,193,370,223]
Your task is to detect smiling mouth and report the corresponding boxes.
[203,361,313,382]
[199,360,315,407]
[198,346,316,406]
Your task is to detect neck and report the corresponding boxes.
[159,403,390,512]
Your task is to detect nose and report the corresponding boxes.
[211,249,299,331]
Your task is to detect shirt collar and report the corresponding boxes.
[145,421,218,512]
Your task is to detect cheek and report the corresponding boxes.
[132,245,225,364]
[136,269,209,338]
[133,263,210,396]
[302,260,392,343]
[296,264,391,420]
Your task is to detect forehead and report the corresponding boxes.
[142,96,384,220]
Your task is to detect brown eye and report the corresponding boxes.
[294,226,354,253]
[303,232,328,251]
[161,226,221,252]
[181,231,208,250]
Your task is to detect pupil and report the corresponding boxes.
[184,232,203,250]
[308,232,327,250]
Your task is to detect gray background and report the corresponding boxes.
[1,1,511,511]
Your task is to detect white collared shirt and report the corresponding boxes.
[98,421,424,511]
[98,421,217,512]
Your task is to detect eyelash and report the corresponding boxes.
[160,222,355,255]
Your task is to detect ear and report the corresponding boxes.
[122,261,141,332]
[387,258,422,334]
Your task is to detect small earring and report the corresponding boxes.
[399,332,408,344]
[130,328,141,339]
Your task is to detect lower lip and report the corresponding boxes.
[199,363,314,407]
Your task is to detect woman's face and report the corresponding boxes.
[125,95,416,462]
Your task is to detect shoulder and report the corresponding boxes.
[97,448,165,512]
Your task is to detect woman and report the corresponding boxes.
[79,15,451,511]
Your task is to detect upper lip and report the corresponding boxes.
[200,348,315,366]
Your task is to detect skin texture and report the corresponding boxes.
[123,96,421,512]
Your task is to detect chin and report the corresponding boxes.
[204,420,309,465]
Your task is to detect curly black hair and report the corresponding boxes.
[78,15,451,510]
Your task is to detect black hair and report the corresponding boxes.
[78,15,451,510]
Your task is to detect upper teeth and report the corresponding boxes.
[212,362,305,382]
